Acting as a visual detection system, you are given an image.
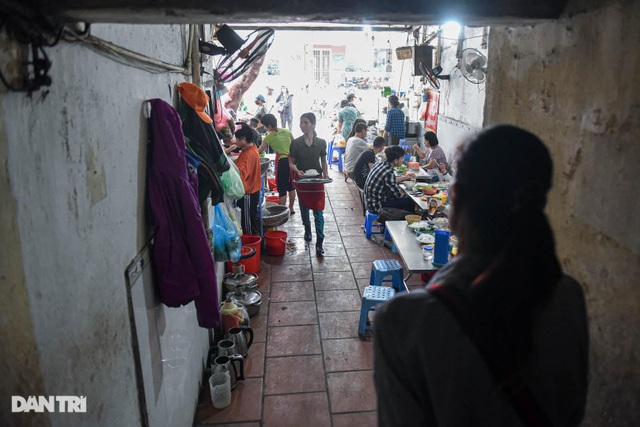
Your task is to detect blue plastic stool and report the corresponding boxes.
[334,147,345,171]
[358,285,395,336]
[328,141,345,171]
[364,211,385,239]
[384,228,398,253]
[370,259,405,293]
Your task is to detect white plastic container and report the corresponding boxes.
[422,245,434,261]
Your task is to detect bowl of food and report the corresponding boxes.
[422,186,438,196]
[433,217,449,229]
[403,180,416,190]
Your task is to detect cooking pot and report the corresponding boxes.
[228,289,262,317]
[223,272,258,294]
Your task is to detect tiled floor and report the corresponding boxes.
[194,168,426,426]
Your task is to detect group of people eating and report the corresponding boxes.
[226,91,589,425]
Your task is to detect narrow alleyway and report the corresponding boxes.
[194,167,426,426]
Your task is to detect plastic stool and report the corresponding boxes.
[358,285,395,336]
[327,140,334,165]
[370,259,405,293]
[334,147,345,171]
[383,228,398,253]
[328,141,345,171]
[364,211,385,239]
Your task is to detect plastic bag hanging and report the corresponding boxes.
[220,154,245,200]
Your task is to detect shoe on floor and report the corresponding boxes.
[316,238,324,256]
[304,225,312,242]
[290,210,296,215]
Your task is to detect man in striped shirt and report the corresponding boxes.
[364,146,415,214]
[383,95,406,146]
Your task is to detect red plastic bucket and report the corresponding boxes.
[266,195,280,203]
[264,230,287,256]
[225,246,258,274]
[241,234,261,273]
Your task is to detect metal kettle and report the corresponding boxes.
[211,355,245,390]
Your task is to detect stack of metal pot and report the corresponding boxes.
[222,264,262,317]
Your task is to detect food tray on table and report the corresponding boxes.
[262,203,290,227]
[294,177,333,184]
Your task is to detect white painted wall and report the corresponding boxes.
[1,23,209,426]
[422,26,487,164]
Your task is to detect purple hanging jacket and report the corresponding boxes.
[147,98,220,328]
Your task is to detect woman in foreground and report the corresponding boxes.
[374,125,588,426]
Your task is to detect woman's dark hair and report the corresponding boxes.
[300,112,316,126]
[347,118,367,139]
[234,122,255,144]
[260,113,278,129]
[424,131,439,146]
[340,99,349,108]
[385,145,405,163]
[388,95,399,107]
[300,112,317,136]
[452,124,561,359]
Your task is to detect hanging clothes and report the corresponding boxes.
[147,98,220,328]
[180,98,230,205]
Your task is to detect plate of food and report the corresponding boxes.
[416,233,435,244]
[303,169,319,177]
[394,165,408,174]
[408,221,432,231]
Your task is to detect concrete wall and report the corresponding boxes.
[0,24,209,426]
[485,1,640,424]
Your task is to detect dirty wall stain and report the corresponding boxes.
[85,145,107,205]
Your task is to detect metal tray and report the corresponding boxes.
[294,177,333,184]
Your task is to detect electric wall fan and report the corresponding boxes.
[459,48,487,84]
[214,27,275,83]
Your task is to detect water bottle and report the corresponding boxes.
[433,230,451,265]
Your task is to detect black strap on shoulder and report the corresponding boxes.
[428,282,552,427]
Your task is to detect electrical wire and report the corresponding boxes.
[75,35,189,74]
[0,12,190,92]
[62,26,189,75]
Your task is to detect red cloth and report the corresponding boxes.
[296,182,325,210]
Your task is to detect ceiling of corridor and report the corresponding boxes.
[3,0,570,27]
